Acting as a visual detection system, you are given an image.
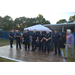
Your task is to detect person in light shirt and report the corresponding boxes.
[63,29,74,59]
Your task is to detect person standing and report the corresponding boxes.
[22,30,27,50]
[53,30,61,56]
[38,30,44,52]
[15,30,21,50]
[26,29,30,50]
[43,30,51,53]
[9,30,14,48]
[63,29,74,59]
[31,29,38,51]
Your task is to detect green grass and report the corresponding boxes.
[0,39,16,62]
[0,39,16,47]
[61,46,75,62]
[0,57,16,62]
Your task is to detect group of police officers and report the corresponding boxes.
[9,29,61,56]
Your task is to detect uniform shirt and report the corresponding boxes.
[23,33,27,40]
[45,33,51,42]
[53,33,61,42]
[9,32,14,39]
[39,33,44,41]
[32,32,38,40]
[15,33,21,40]
[26,32,30,40]
[65,33,74,47]
[42,33,45,42]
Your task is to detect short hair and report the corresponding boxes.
[67,29,71,33]
[55,29,57,31]
[27,29,29,31]
[11,30,13,31]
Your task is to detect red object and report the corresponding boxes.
[66,35,67,40]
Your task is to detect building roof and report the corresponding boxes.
[44,23,75,32]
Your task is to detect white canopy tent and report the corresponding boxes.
[24,24,52,32]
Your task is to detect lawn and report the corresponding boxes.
[61,46,75,62]
[0,39,16,47]
[0,39,16,62]
[0,57,16,62]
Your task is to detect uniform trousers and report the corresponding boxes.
[10,39,13,48]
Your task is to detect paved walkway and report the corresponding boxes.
[0,45,63,62]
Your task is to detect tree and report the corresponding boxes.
[2,15,13,31]
[0,14,51,31]
[68,15,75,23]
[56,19,67,24]
[37,14,50,25]
[0,16,3,29]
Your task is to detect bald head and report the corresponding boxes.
[34,29,36,33]
[40,30,42,34]
[16,30,18,33]
[55,30,57,34]
[46,30,49,34]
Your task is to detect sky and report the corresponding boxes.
[0,12,75,24]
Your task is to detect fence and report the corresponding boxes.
[0,31,75,45]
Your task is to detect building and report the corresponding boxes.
[44,23,75,32]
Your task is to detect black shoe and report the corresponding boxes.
[54,53,57,55]
[20,48,22,49]
[25,49,27,50]
[43,51,46,53]
[11,46,13,48]
[38,50,41,52]
[34,50,35,51]
[31,50,34,51]
[59,54,61,56]
[48,51,50,53]
[28,48,30,51]
[16,48,18,50]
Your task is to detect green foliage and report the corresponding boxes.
[0,14,50,31]
[37,14,50,25]
[56,19,67,24]
[68,15,75,23]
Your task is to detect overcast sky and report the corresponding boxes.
[0,12,75,24]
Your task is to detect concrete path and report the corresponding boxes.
[0,45,63,62]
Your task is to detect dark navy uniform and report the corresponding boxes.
[53,33,61,55]
[15,33,21,49]
[26,32,30,50]
[9,32,14,48]
[39,33,44,52]
[42,33,45,52]
[44,33,51,53]
[32,32,38,51]
[23,33,27,50]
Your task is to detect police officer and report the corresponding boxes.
[26,29,30,50]
[53,30,61,56]
[31,29,38,51]
[43,30,51,53]
[9,30,14,48]
[15,30,21,50]
[38,30,44,52]
[22,30,27,50]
